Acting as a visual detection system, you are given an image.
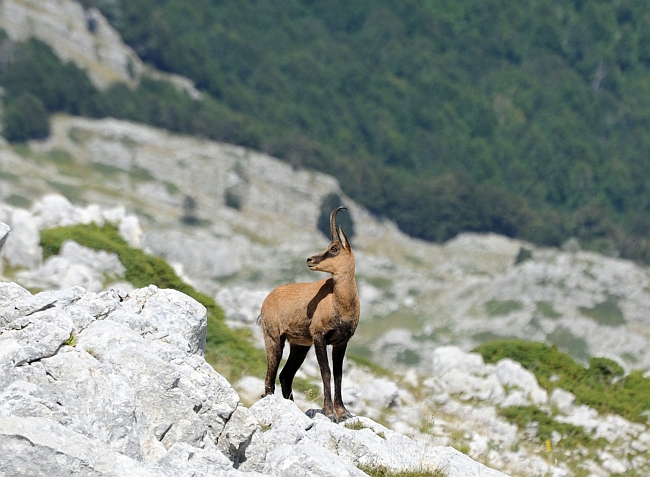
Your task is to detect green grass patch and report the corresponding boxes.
[64,331,77,347]
[40,222,266,382]
[578,297,625,326]
[44,149,74,165]
[514,247,533,265]
[485,299,522,316]
[500,406,595,449]
[91,162,125,175]
[396,349,421,366]
[130,166,155,182]
[536,301,561,319]
[347,352,392,378]
[474,339,650,423]
[546,326,589,362]
[45,180,83,202]
[5,194,31,208]
[358,466,444,477]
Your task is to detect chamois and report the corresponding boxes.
[259,206,360,422]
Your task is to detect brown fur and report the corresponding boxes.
[259,207,360,422]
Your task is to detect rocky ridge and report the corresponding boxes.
[3,198,650,476]
[0,223,506,477]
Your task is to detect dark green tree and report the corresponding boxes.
[2,93,49,142]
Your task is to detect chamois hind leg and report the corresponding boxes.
[262,334,285,398]
[332,342,353,421]
[279,343,310,400]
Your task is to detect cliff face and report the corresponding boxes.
[0,0,200,96]
[0,0,139,87]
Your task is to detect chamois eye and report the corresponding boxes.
[331,246,338,253]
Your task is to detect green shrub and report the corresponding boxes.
[475,339,650,423]
[500,406,594,449]
[40,223,266,381]
[2,93,50,142]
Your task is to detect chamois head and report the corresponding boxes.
[307,206,353,275]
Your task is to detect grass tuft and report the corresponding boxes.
[358,465,445,477]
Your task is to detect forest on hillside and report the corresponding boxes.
[2,0,650,262]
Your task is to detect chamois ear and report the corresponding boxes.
[338,226,349,250]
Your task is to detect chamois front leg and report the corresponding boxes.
[313,336,335,419]
[262,335,285,397]
[332,342,353,421]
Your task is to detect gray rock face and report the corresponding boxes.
[242,395,507,477]
[0,281,509,477]
[0,282,242,476]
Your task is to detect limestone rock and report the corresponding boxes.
[17,240,126,292]
[2,208,41,269]
[0,416,161,477]
[0,222,10,253]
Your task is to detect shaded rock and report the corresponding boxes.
[216,405,260,467]
[0,222,9,252]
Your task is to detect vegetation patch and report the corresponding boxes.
[474,340,650,424]
[514,247,533,265]
[536,301,561,319]
[485,299,522,317]
[347,352,392,378]
[40,223,267,382]
[499,405,595,449]
[91,162,125,176]
[546,326,589,362]
[45,180,83,202]
[357,465,444,477]
[578,297,625,326]
[317,192,355,240]
[64,331,77,347]
[224,187,243,210]
[396,349,421,366]
[5,194,31,208]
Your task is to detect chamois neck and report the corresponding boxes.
[330,264,359,317]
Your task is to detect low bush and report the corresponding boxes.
[474,339,650,423]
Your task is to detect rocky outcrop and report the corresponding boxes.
[0,222,508,477]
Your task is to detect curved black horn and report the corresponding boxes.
[330,206,347,242]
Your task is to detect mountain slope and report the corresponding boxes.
[3,0,650,258]
[89,0,650,255]
[3,115,650,373]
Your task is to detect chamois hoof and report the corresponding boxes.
[330,411,354,424]
[336,411,354,423]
